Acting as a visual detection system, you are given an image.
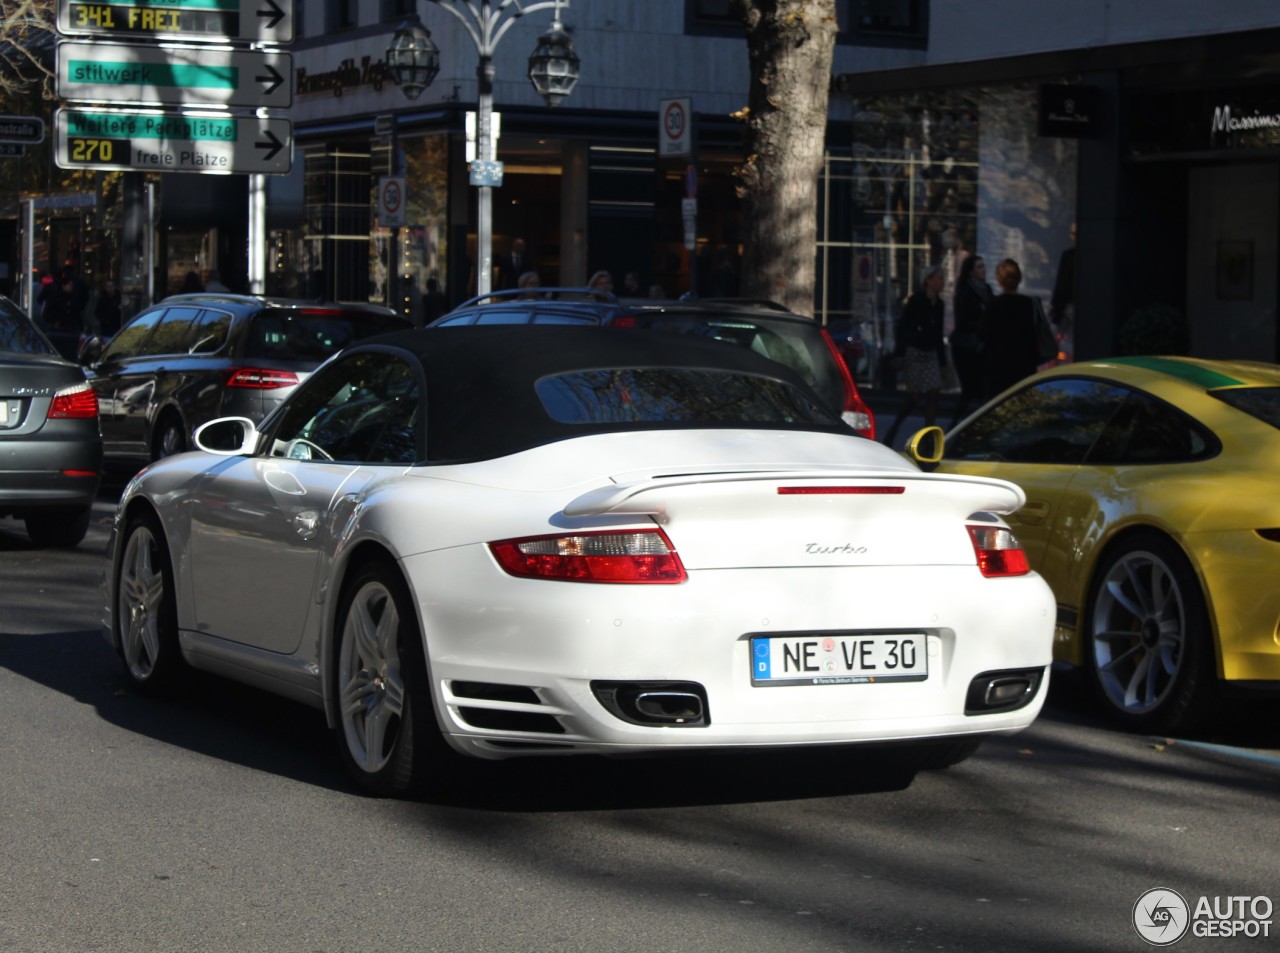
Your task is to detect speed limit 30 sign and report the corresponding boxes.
[378,175,405,228]
[660,97,692,158]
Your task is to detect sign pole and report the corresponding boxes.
[249,173,266,294]
[144,181,156,307]
[21,200,34,313]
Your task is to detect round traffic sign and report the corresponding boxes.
[381,179,402,215]
[663,101,686,142]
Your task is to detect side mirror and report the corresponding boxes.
[77,335,104,365]
[194,416,259,456]
[905,425,945,471]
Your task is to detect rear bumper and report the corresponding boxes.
[0,441,102,512]
[403,550,1056,759]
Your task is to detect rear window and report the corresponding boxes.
[535,367,837,426]
[244,309,407,362]
[623,311,845,410]
[0,307,56,356]
[1213,387,1280,430]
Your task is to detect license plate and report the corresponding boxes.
[750,633,928,686]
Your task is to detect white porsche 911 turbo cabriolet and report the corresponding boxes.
[103,325,1053,797]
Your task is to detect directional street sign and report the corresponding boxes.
[58,0,293,45]
[55,108,292,175]
[0,115,45,145]
[58,41,291,108]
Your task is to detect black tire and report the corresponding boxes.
[332,561,450,797]
[25,505,92,548]
[1084,532,1213,734]
[152,413,187,460]
[115,510,184,693]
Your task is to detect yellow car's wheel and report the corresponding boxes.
[1084,532,1212,734]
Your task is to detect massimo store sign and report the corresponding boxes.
[1209,102,1280,149]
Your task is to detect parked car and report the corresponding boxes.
[432,291,876,438]
[904,356,1280,733]
[431,287,624,326]
[824,319,875,383]
[103,326,1053,797]
[82,294,409,465]
[0,294,102,547]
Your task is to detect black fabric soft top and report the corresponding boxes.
[355,325,846,462]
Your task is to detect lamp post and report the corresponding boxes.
[387,0,579,296]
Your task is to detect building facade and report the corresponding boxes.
[7,1,1279,374]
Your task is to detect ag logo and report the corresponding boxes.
[1133,888,1190,946]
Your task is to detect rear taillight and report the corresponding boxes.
[227,369,300,389]
[820,329,875,439]
[967,525,1030,577]
[489,530,687,583]
[48,382,99,419]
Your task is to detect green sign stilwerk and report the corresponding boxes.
[55,107,292,175]
[57,41,291,109]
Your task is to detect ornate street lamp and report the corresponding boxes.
[386,0,579,295]
[527,13,580,108]
[386,16,441,101]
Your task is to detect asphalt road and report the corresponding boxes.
[1,490,1276,953]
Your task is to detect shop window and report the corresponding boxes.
[326,0,356,31]
[847,0,928,49]
[380,0,415,21]
[685,1,929,48]
[817,83,1077,387]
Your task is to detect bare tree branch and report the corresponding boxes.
[0,0,58,99]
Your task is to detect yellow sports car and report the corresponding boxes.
[906,356,1280,733]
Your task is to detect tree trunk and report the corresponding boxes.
[732,0,837,317]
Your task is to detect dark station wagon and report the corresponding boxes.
[431,291,876,438]
[83,294,410,465]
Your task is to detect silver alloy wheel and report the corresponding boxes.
[118,525,166,681]
[1091,548,1187,715]
[157,419,185,458]
[338,580,407,775]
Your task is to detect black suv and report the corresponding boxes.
[83,294,410,464]
[431,290,875,437]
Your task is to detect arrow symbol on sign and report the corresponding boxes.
[257,0,285,28]
[256,64,284,95]
[256,129,284,162]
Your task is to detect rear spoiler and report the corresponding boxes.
[564,470,1025,519]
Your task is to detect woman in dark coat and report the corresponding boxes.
[883,265,946,448]
[981,258,1041,399]
[950,254,993,423]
